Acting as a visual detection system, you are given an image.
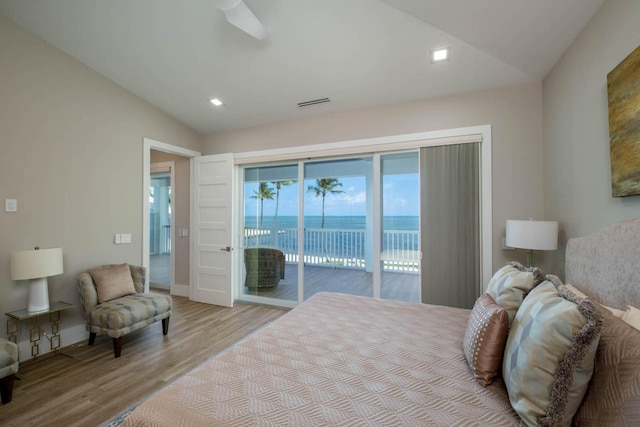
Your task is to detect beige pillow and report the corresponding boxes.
[622,305,640,330]
[463,293,509,386]
[564,283,588,299]
[485,262,544,326]
[574,308,640,425]
[602,304,626,318]
[502,275,603,427]
[89,263,136,303]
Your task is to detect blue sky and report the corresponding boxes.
[244,174,419,217]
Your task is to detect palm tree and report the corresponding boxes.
[268,180,295,246]
[306,178,344,228]
[251,182,275,227]
[271,180,295,229]
[307,178,344,261]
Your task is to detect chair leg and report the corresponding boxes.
[162,317,170,335]
[113,337,122,358]
[88,332,96,345]
[1,374,15,404]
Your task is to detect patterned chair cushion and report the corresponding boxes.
[88,293,172,338]
[486,262,544,326]
[0,339,18,379]
[463,293,509,387]
[503,275,603,426]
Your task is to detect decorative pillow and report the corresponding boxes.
[502,275,603,427]
[463,293,509,386]
[485,262,544,326]
[621,305,640,331]
[602,304,626,318]
[89,263,137,303]
[564,283,588,299]
[574,308,640,425]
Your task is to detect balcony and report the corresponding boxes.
[243,227,420,303]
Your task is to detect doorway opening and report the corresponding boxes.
[149,163,173,289]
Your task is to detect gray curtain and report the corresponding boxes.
[420,143,480,309]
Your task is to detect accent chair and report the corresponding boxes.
[77,264,171,358]
[0,338,18,403]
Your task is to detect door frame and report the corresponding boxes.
[233,125,492,306]
[143,138,201,294]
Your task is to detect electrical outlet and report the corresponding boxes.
[5,199,17,212]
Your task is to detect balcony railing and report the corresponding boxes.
[244,227,419,272]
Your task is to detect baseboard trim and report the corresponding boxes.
[171,284,189,297]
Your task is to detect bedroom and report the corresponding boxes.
[1,0,640,425]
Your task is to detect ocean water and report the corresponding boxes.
[245,215,418,230]
[244,216,419,256]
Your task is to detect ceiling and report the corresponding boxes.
[0,0,604,135]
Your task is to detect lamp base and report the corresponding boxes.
[526,250,536,268]
[28,277,50,313]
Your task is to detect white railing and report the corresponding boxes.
[244,227,419,272]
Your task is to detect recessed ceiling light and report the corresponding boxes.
[210,98,223,106]
[430,47,450,63]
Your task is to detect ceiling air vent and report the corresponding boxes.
[297,98,331,109]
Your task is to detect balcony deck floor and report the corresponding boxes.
[243,263,420,303]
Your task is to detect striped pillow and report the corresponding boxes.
[463,293,509,386]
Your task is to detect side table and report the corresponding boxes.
[5,301,73,359]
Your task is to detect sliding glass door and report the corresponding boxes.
[242,164,299,303]
[238,141,481,309]
[303,158,374,300]
[381,152,420,303]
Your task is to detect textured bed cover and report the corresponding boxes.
[122,292,519,426]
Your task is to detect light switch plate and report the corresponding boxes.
[121,233,132,244]
[114,234,121,244]
[5,199,17,212]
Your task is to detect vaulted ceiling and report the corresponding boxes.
[0,0,604,134]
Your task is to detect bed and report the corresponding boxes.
[121,219,640,426]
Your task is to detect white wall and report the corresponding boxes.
[543,0,640,276]
[0,16,203,358]
[204,82,546,274]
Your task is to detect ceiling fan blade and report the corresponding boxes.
[213,0,269,40]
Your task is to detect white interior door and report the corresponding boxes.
[192,153,234,307]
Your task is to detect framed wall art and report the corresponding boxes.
[608,45,640,197]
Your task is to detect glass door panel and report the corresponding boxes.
[303,158,373,300]
[381,152,420,303]
[242,164,299,302]
[149,172,171,285]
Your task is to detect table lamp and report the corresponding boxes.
[505,220,558,267]
[10,247,63,312]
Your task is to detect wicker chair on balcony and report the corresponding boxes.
[244,247,285,289]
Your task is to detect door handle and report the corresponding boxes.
[220,246,232,252]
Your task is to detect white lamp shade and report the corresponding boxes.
[506,220,558,251]
[11,247,64,280]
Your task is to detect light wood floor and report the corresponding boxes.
[0,293,287,427]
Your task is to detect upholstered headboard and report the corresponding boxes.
[565,218,640,310]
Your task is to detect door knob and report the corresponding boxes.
[220,246,232,252]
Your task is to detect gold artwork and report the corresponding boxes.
[608,44,640,197]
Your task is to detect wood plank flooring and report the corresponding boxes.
[243,263,420,303]
[0,292,287,427]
